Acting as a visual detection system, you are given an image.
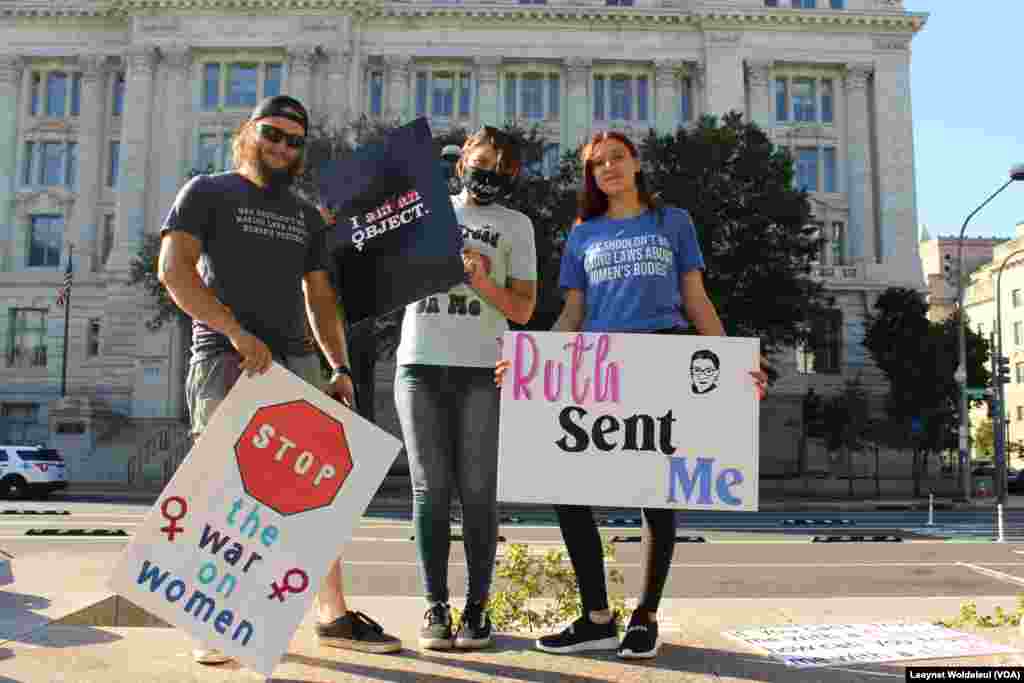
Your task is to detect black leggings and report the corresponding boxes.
[556,325,687,616]
[556,505,677,615]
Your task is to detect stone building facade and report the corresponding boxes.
[0,0,927,487]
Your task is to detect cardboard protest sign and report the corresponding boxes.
[108,364,401,677]
[723,622,1020,668]
[317,117,465,330]
[497,331,759,511]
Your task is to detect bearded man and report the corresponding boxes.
[158,95,402,665]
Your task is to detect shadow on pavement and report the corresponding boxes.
[280,636,908,682]
[0,589,122,650]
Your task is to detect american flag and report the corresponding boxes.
[56,259,72,307]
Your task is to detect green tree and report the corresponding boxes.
[820,377,871,497]
[974,418,995,459]
[641,112,832,355]
[863,287,990,496]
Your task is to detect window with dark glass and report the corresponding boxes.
[28,215,63,268]
[226,64,258,108]
[823,147,837,193]
[22,142,34,185]
[39,142,64,186]
[548,74,559,118]
[202,64,220,111]
[637,76,649,121]
[112,72,125,116]
[7,310,48,369]
[29,73,40,115]
[796,148,818,192]
[775,78,788,122]
[593,75,605,120]
[46,72,67,117]
[459,72,472,117]
[432,72,454,118]
[108,141,120,187]
[264,63,282,98]
[522,74,543,120]
[792,78,816,122]
[369,71,384,116]
[610,76,632,120]
[70,73,81,116]
[505,74,517,120]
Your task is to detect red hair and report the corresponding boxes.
[576,131,658,225]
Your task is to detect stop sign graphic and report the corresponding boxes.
[235,400,353,516]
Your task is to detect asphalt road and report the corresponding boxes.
[5,501,1024,601]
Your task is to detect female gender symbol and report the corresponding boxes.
[159,496,187,542]
[268,568,309,602]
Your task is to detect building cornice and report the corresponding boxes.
[0,1,927,33]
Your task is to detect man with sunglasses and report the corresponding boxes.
[158,95,402,665]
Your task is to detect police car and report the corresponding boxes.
[0,445,68,499]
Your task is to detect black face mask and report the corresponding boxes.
[462,166,512,205]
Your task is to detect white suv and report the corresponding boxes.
[0,445,68,499]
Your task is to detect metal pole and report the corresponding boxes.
[927,492,934,526]
[958,178,1015,502]
[997,503,1005,543]
[60,244,73,398]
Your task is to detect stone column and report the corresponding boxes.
[0,56,23,273]
[69,54,105,273]
[873,48,922,286]
[384,55,410,123]
[691,61,706,120]
[745,59,773,131]
[287,46,317,109]
[654,59,678,135]
[324,48,351,128]
[475,56,501,128]
[156,46,192,225]
[844,63,876,267]
[702,31,745,118]
[565,57,592,146]
[108,46,157,274]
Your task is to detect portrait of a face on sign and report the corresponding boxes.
[317,118,465,330]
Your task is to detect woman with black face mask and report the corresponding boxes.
[393,127,538,652]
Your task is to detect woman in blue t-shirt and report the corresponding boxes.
[498,131,768,660]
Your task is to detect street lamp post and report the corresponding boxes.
[995,246,1024,504]
[956,164,1024,501]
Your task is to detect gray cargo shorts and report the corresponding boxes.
[184,351,325,436]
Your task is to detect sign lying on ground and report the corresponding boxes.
[498,331,759,511]
[108,364,401,677]
[723,622,1019,669]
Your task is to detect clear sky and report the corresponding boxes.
[907,1,1023,241]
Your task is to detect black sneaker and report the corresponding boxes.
[617,611,659,659]
[536,613,619,654]
[419,602,454,650]
[316,611,402,654]
[455,602,493,650]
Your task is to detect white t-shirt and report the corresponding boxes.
[396,191,537,368]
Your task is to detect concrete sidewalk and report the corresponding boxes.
[3,549,1024,681]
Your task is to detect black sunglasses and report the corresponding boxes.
[255,123,306,149]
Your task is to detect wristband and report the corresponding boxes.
[330,365,352,382]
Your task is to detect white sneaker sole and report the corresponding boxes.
[319,636,403,654]
[618,639,661,659]
[535,636,620,654]
[192,649,233,665]
[419,636,454,650]
[455,635,494,649]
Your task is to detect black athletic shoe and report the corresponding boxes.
[536,613,619,654]
[316,611,402,654]
[455,602,494,649]
[617,611,660,659]
[419,602,454,650]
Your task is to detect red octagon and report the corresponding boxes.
[235,400,353,516]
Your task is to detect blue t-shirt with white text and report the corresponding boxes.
[558,207,705,333]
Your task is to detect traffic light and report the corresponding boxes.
[996,355,1011,385]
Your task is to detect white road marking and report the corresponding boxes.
[958,561,1024,587]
